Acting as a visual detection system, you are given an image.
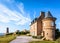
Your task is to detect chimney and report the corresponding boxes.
[40,11,45,19]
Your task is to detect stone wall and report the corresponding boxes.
[30,22,37,36]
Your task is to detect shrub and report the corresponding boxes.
[32,36,37,38]
[55,29,60,39]
[37,35,43,39]
[26,34,31,36]
[16,31,30,35]
[6,33,13,35]
[32,35,43,39]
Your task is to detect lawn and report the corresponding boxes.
[0,35,16,43]
[29,41,55,43]
[29,40,60,43]
[29,37,60,43]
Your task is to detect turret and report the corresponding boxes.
[42,11,56,40]
[6,27,9,34]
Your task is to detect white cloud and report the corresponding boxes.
[0,3,31,25]
[0,14,10,23]
[17,3,25,14]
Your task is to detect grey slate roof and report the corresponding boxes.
[31,18,38,24]
[45,11,53,18]
[31,11,55,25]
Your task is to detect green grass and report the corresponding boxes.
[29,40,60,43]
[29,41,55,43]
[29,37,60,43]
[0,35,16,43]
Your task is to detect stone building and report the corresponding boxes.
[30,11,56,40]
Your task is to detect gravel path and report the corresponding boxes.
[10,36,33,43]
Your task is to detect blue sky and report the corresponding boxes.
[0,0,60,33]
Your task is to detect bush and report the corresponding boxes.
[37,35,43,39]
[6,33,13,35]
[32,36,37,38]
[26,34,31,36]
[32,35,43,39]
[55,29,60,39]
[20,31,26,35]
[16,31,30,35]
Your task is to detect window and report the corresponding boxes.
[43,21,54,26]
[47,33,48,35]
[43,23,46,26]
[51,22,54,26]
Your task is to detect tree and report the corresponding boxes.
[55,28,60,39]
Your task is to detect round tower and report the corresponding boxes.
[6,27,9,34]
[42,11,56,40]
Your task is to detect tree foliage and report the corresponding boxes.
[55,28,60,39]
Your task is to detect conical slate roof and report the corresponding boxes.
[45,11,53,18]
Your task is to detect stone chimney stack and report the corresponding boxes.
[40,11,45,20]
